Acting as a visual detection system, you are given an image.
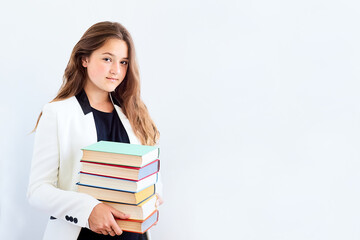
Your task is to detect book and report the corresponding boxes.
[78,141,161,233]
[78,172,158,193]
[80,159,160,181]
[77,184,155,205]
[103,194,157,220]
[116,210,159,234]
[81,141,159,167]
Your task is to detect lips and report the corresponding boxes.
[106,77,118,81]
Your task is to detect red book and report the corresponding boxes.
[116,210,159,233]
[80,159,160,181]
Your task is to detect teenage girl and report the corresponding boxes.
[28,21,162,240]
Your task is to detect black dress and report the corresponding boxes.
[77,106,147,240]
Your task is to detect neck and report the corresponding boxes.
[83,83,111,105]
[83,81,114,113]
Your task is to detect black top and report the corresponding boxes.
[77,91,147,240]
[91,107,130,143]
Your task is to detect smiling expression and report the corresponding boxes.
[82,38,129,93]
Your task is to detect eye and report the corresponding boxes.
[120,61,128,65]
[103,58,112,62]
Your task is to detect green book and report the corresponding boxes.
[81,141,159,167]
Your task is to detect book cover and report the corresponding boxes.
[116,210,159,234]
[80,159,160,181]
[81,141,159,167]
[78,172,158,193]
[103,194,157,220]
[77,184,155,205]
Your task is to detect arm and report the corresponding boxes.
[27,103,100,227]
[28,103,129,236]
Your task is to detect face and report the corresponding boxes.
[82,38,129,93]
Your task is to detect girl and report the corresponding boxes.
[28,21,162,240]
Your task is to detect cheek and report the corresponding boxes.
[121,66,128,77]
[88,64,108,78]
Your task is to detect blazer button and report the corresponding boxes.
[69,216,74,222]
[74,218,78,224]
[65,215,70,221]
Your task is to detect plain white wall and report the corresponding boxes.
[1,0,360,239]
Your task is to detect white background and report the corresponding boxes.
[1,0,360,239]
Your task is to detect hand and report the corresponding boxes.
[88,203,130,236]
[155,194,164,207]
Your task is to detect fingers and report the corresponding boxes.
[98,227,118,236]
[111,228,122,236]
[111,207,130,220]
[97,218,123,236]
[156,194,164,207]
[89,203,125,236]
[107,228,116,237]
[108,206,125,235]
[109,218,123,235]
[107,206,128,235]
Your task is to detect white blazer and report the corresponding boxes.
[27,90,160,240]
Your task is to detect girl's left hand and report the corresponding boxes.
[155,194,164,207]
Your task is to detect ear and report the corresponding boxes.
[82,56,89,67]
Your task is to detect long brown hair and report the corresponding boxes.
[33,21,159,146]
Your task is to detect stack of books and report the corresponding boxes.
[77,141,160,234]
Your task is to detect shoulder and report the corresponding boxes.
[42,96,78,113]
[38,96,83,130]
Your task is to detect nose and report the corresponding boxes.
[110,62,121,75]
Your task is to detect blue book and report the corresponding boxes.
[80,159,160,181]
[78,172,158,193]
[77,183,155,205]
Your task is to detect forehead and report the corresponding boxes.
[93,38,128,57]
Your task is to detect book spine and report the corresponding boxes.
[79,171,159,182]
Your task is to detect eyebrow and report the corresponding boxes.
[102,52,128,59]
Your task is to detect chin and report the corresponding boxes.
[103,85,118,93]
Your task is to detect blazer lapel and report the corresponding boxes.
[75,89,140,145]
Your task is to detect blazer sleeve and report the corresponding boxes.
[27,103,100,228]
